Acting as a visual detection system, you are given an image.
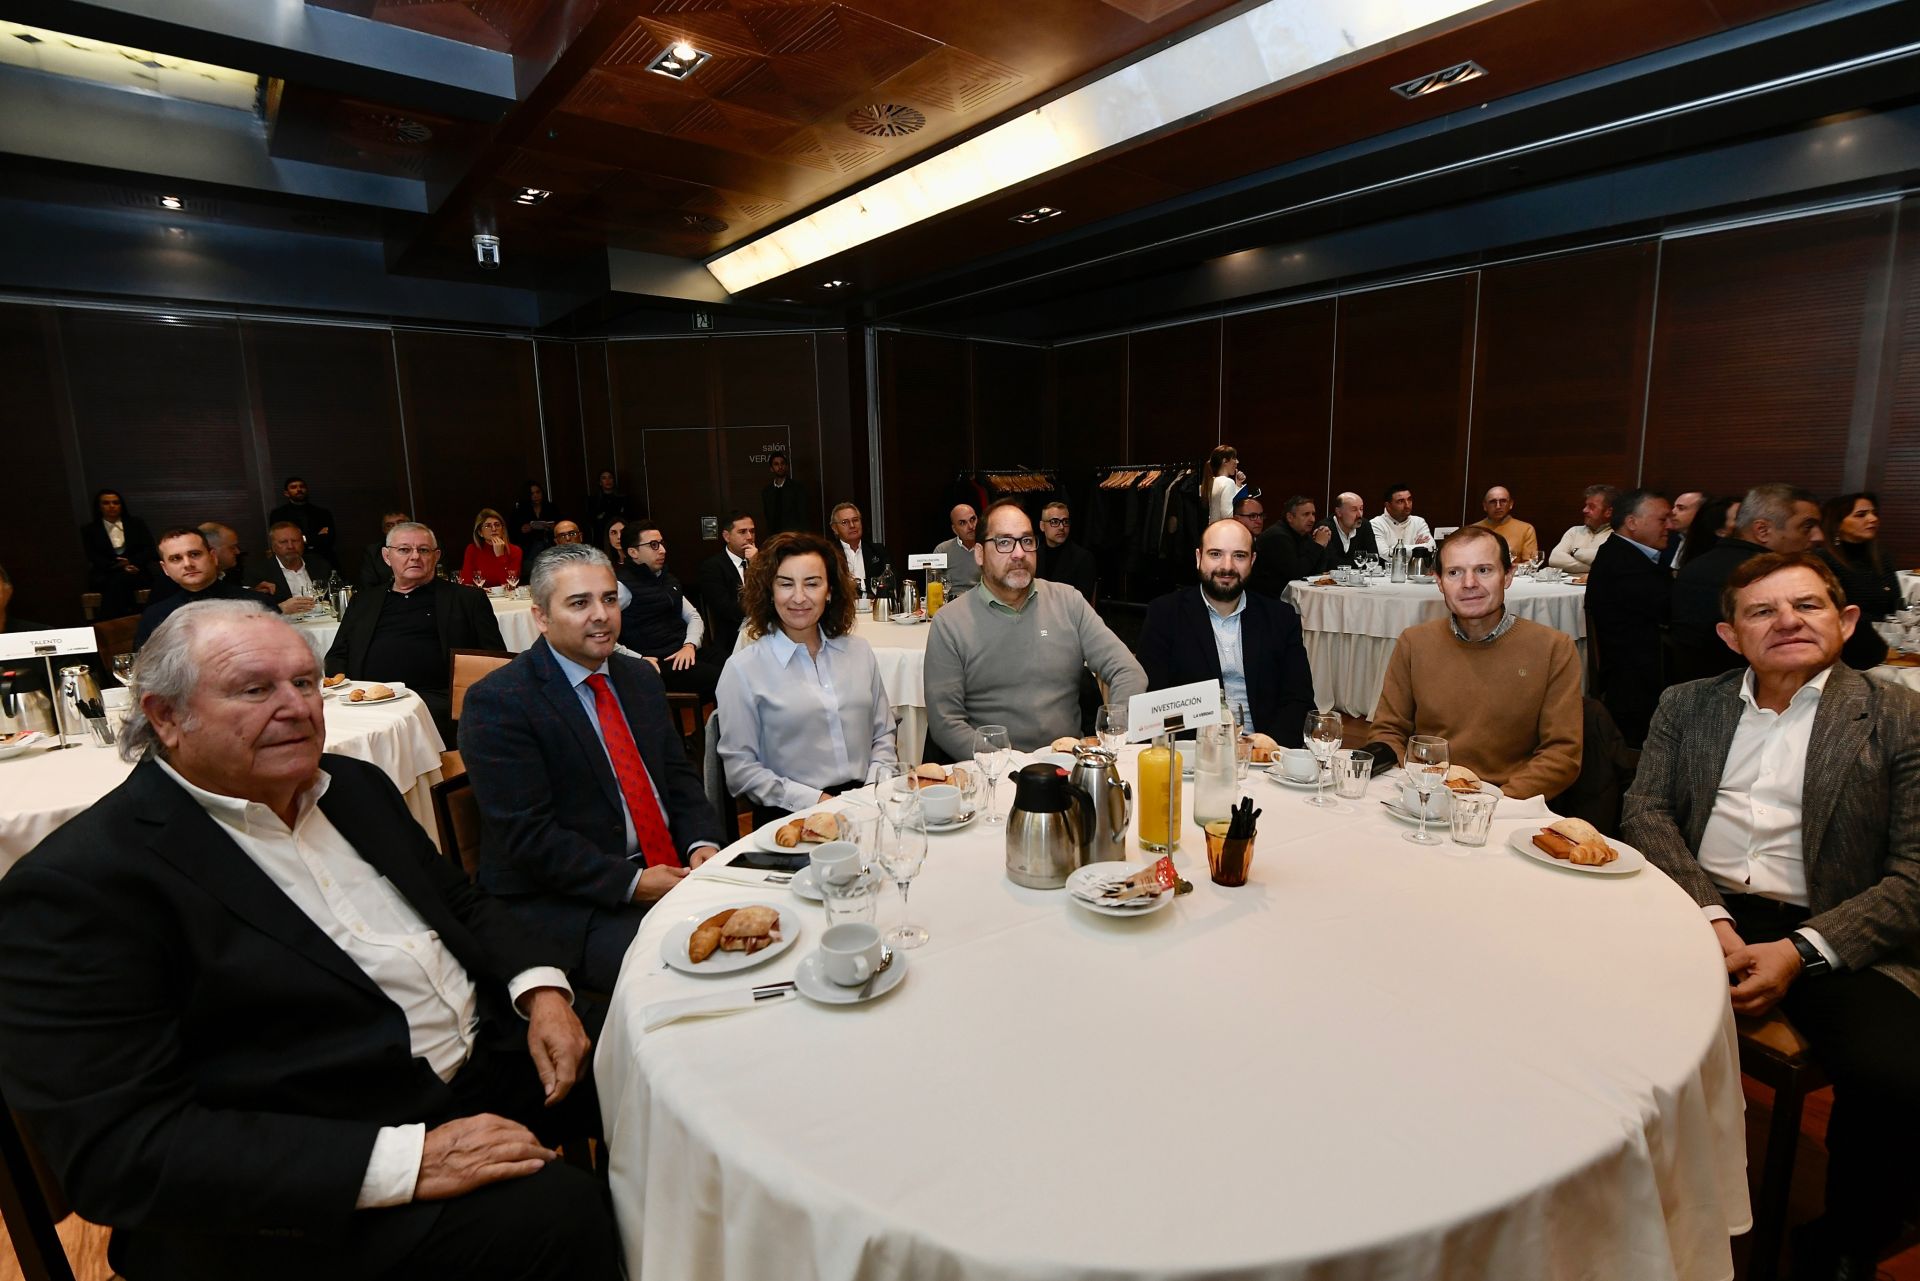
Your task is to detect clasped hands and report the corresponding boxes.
[1713,918,1802,1015]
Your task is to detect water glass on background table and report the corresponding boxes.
[1404,735,1449,846]
[1449,791,1499,847]
[974,725,1012,825]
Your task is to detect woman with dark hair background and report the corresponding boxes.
[78,488,159,618]
[509,480,561,557]
[1818,491,1902,670]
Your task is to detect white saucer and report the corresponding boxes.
[889,615,926,627]
[1381,800,1447,826]
[659,904,799,975]
[789,865,824,902]
[926,808,979,833]
[1064,861,1175,918]
[793,950,908,1005]
[1264,769,1323,791]
[0,732,53,760]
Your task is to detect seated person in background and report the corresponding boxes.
[134,528,275,649]
[510,481,561,558]
[1322,491,1380,567]
[197,521,257,591]
[1671,483,1824,683]
[550,518,585,546]
[1660,490,1706,570]
[1248,495,1330,596]
[461,545,720,993]
[326,522,505,739]
[1818,492,1902,672]
[358,510,409,589]
[1622,552,1920,1281]
[925,500,1145,757]
[616,521,719,703]
[0,602,615,1281]
[1035,500,1099,604]
[258,519,332,612]
[268,475,336,564]
[80,488,159,618]
[1232,494,1266,538]
[1471,485,1539,565]
[1584,488,1673,747]
[586,470,630,550]
[1138,519,1314,745]
[717,532,899,828]
[461,508,523,588]
[932,504,983,593]
[695,511,755,661]
[1369,483,1431,553]
[1545,484,1617,572]
[830,502,892,595]
[1367,526,1581,799]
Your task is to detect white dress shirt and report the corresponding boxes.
[1369,512,1432,550]
[1204,593,1250,716]
[1695,667,1839,965]
[281,557,316,599]
[103,518,126,551]
[1546,524,1612,571]
[716,628,898,813]
[840,540,868,587]
[727,549,748,582]
[153,760,570,1209]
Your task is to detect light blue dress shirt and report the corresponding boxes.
[716,628,898,814]
[1204,592,1250,715]
[1617,534,1663,563]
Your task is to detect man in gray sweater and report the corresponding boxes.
[925,500,1147,758]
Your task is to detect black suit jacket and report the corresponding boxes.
[1135,587,1316,745]
[458,640,723,971]
[1585,535,1671,744]
[1248,526,1330,598]
[761,480,817,535]
[1320,519,1380,568]
[80,516,158,586]
[0,755,548,1280]
[357,545,393,591]
[1036,540,1099,604]
[695,551,749,658]
[260,553,334,605]
[269,501,336,563]
[1670,536,1768,683]
[323,579,505,682]
[846,540,891,585]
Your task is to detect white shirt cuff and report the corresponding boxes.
[1701,905,1733,924]
[507,968,573,1017]
[356,1123,425,1208]
[1795,927,1842,970]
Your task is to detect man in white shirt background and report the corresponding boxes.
[259,519,330,612]
[696,511,756,660]
[830,502,891,594]
[1368,483,1432,553]
[1545,484,1618,572]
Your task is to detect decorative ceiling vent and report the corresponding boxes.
[356,113,434,144]
[845,103,925,138]
[681,213,729,234]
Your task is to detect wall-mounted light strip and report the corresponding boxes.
[706,0,1486,293]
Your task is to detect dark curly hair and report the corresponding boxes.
[742,531,857,642]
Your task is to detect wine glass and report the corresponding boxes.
[1405,735,1450,846]
[1304,711,1343,808]
[974,725,1012,825]
[868,764,914,828]
[110,653,135,689]
[836,799,882,871]
[1096,704,1127,756]
[504,569,519,594]
[877,797,928,948]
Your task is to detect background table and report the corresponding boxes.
[291,593,540,665]
[0,687,449,874]
[1284,577,1589,716]
[596,749,1748,1281]
[849,613,931,766]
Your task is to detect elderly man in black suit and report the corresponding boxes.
[1670,483,1824,683]
[1624,552,1920,1280]
[460,543,723,993]
[695,510,756,660]
[1320,491,1380,567]
[258,520,332,611]
[829,501,891,594]
[1248,495,1332,598]
[0,601,616,1281]
[1136,518,1315,744]
[325,521,504,740]
[1584,487,1672,746]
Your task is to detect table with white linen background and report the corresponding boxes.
[0,685,449,874]
[595,746,1749,1281]
[291,592,541,665]
[1284,577,1589,717]
[1897,570,1920,606]
[848,612,932,766]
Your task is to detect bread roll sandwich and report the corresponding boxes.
[719,905,781,954]
[1443,765,1483,794]
[773,811,842,847]
[1243,732,1280,763]
[1530,817,1617,866]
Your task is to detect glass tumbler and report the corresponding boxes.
[1333,749,1374,799]
[1448,791,1499,847]
[817,865,879,928]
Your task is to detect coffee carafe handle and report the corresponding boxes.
[1117,779,1132,839]
[1069,782,1095,856]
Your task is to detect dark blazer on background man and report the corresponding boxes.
[80,516,159,585]
[1669,536,1768,683]
[261,553,335,605]
[1583,534,1670,745]
[1248,527,1330,598]
[357,544,393,591]
[1036,540,1099,604]
[695,550,749,659]
[459,639,723,981]
[323,578,505,682]
[268,501,336,563]
[1321,519,1380,568]
[846,541,892,586]
[0,755,552,1281]
[1135,586,1317,746]
[762,479,817,536]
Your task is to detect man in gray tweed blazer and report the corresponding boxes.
[1623,551,1920,1281]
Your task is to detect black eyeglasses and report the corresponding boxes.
[1041,517,1070,527]
[633,539,665,551]
[986,535,1038,553]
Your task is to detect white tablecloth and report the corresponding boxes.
[0,689,448,874]
[1284,578,1590,716]
[849,614,933,766]
[1897,571,1920,606]
[597,750,1749,1281]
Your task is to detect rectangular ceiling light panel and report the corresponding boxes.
[707,0,1491,292]
[0,21,259,112]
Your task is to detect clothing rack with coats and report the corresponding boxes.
[1076,461,1204,605]
[948,468,1062,530]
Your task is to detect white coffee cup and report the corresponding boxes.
[807,840,862,885]
[1279,747,1318,783]
[1399,780,1452,819]
[918,783,961,824]
[820,921,884,987]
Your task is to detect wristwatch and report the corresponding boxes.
[1788,931,1832,978]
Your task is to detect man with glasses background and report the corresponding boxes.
[326,521,506,739]
[1034,500,1098,605]
[615,521,718,703]
[924,501,1144,757]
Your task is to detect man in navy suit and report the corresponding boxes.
[1136,518,1317,745]
[460,544,723,993]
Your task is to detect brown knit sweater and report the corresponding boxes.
[1366,615,1583,799]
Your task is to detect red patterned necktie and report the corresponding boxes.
[583,673,679,868]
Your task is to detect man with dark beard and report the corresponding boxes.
[1136,518,1317,744]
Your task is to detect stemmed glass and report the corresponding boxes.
[110,653,135,688]
[1304,712,1343,807]
[837,799,882,871]
[877,797,928,949]
[1096,704,1127,757]
[974,725,1012,825]
[1405,735,1450,846]
[504,569,519,595]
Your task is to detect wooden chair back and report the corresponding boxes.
[78,593,101,622]
[0,1083,77,1281]
[429,772,484,882]
[448,648,513,724]
[1736,1011,1828,1281]
[93,616,139,670]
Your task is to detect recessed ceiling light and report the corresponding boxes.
[1390,59,1486,100]
[1010,206,1062,225]
[159,194,183,210]
[514,187,551,206]
[648,42,710,80]
[820,280,849,289]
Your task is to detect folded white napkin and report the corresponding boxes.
[1488,794,1552,821]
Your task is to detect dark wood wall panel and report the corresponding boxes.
[536,339,589,513]
[607,338,713,519]
[1222,301,1335,511]
[1127,321,1221,465]
[878,331,972,553]
[577,341,618,493]
[971,343,1048,472]
[1466,244,1657,536]
[1641,206,1893,500]
[814,330,860,528]
[1328,277,1477,529]
[244,320,407,579]
[1876,199,1920,566]
[1051,337,1127,477]
[714,333,824,529]
[60,312,263,552]
[0,305,85,624]
[393,330,542,560]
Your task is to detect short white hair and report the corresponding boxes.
[530,544,614,610]
[119,602,311,763]
[384,521,437,549]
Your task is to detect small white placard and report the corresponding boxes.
[907,553,947,570]
[1126,679,1222,742]
[0,627,98,663]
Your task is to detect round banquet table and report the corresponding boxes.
[1284,577,1589,717]
[1898,570,1920,607]
[596,747,1749,1281]
[0,684,449,875]
[848,612,933,766]
[290,593,542,665]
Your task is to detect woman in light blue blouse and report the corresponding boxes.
[717,531,898,827]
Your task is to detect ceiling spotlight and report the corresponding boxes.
[820,280,850,289]
[514,187,551,206]
[649,42,710,79]
[159,194,183,210]
[1010,205,1062,225]
[1391,59,1486,100]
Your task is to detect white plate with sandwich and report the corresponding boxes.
[750,808,848,853]
[661,903,797,975]
[1506,818,1646,876]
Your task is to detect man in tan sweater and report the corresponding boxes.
[1368,526,1582,799]
[1470,485,1539,565]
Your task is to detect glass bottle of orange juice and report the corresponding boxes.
[1137,732,1181,852]
[925,575,944,617]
